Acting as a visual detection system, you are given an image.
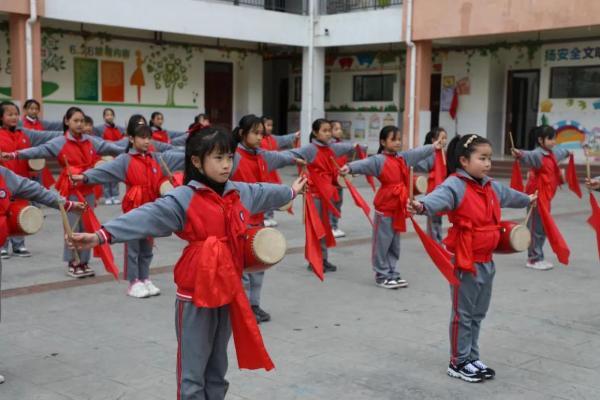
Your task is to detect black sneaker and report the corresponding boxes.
[252,306,271,323]
[12,247,31,257]
[0,250,9,260]
[447,361,484,383]
[323,260,338,272]
[471,359,495,379]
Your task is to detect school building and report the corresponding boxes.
[2,0,600,163]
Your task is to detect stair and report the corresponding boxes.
[492,158,600,181]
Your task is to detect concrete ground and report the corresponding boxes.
[0,166,599,400]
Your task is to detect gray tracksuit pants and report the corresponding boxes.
[449,261,495,365]
[527,206,546,262]
[124,238,153,283]
[242,271,264,307]
[2,236,25,252]
[329,187,344,230]
[372,212,401,282]
[103,181,119,200]
[63,193,95,264]
[314,197,329,260]
[175,299,230,400]
[427,214,443,244]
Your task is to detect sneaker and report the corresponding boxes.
[251,305,271,323]
[376,279,402,289]
[323,260,338,273]
[541,260,554,269]
[526,260,553,271]
[81,263,95,277]
[0,374,4,384]
[263,218,278,227]
[104,198,114,205]
[112,197,122,205]
[447,361,484,383]
[471,359,495,379]
[1,250,9,260]
[127,280,150,298]
[143,279,161,296]
[13,247,31,257]
[67,263,87,279]
[332,228,346,238]
[392,278,408,288]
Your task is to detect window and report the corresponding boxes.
[353,74,396,101]
[550,65,600,98]
[325,76,331,102]
[293,76,331,102]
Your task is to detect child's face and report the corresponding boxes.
[2,106,19,128]
[131,135,151,153]
[200,117,210,127]
[153,114,164,128]
[539,136,556,150]
[83,122,94,134]
[460,144,493,179]
[437,130,448,148]
[314,122,332,143]
[66,112,85,135]
[244,123,264,149]
[381,132,402,153]
[25,103,40,118]
[104,111,114,124]
[194,150,234,183]
[264,119,273,135]
[331,123,343,140]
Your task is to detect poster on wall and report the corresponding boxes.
[101,61,125,102]
[74,58,98,101]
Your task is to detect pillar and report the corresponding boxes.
[402,40,432,149]
[300,46,325,144]
[9,12,42,109]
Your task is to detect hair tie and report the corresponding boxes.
[463,134,478,148]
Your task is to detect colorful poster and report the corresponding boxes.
[101,60,124,102]
[74,58,98,101]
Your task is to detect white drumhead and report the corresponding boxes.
[252,227,287,265]
[101,156,115,162]
[415,176,428,193]
[159,181,175,196]
[18,205,44,234]
[509,224,531,252]
[28,159,45,171]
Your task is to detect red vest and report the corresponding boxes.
[525,151,563,203]
[307,143,339,202]
[122,153,167,213]
[151,129,170,143]
[231,146,269,225]
[102,125,123,142]
[0,128,32,177]
[444,175,501,271]
[260,135,282,184]
[374,153,409,232]
[22,117,44,131]
[56,134,101,197]
[0,174,11,246]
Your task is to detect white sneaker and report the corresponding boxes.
[0,374,4,384]
[143,279,161,296]
[541,260,554,269]
[526,260,554,271]
[332,228,346,238]
[112,197,122,205]
[104,198,114,205]
[264,218,278,227]
[391,278,408,288]
[376,279,402,289]
[127,280,150,298]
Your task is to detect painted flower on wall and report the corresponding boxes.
[146,46,191,106]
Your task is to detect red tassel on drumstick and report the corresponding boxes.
[585,154,600,261]
[330,156,373,226]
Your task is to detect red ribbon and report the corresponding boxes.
[588,192,600,262]
[510,159,524,192]
[536,191,570,265]
[566,153,582,198]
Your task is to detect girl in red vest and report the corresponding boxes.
[71,125,184,298]
[0,165,85,384]
[290,118,363,273]
[342,125,440,289]
[0,101,62,259]
[512,125,571,270]
[329,120,349,238]
[409,134,534,383]
[260,115,299,227]
[231,114,302,323]
[1,106,124,278]
[149,111,182,144]
[101,108,124,205]
[68,127,307,400]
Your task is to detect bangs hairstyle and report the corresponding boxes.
[126,114,147,136]
[83,115,94,125]
[125,125,153,152]
[424,127,446,145]
[531,125,556,146]
[62,106,84,132]
[309,118,330,142]
[232,114,263,144]
[184,126,236,185]
[377,125,401,153]
[102,107,115,117]
[23,99,41,109]
[446,134,491,175]
[149,111,163,127]
[0,101,20,120]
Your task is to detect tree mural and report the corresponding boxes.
[40,30,66,97]
[146,46,192,106]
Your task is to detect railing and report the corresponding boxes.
[218,0,308,14]
[320,0,402,14]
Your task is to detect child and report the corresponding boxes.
[20,99,64,131]
[290,118,362,273]
[329,120,348,238]
[409,134,534,383]
[341,125,440,289]
[71,125,184,298]
[512,125,571,270]
[0,101,62,258]
[115,114,182,154]
[417,127,449,243]
[100,108,124,205]
[231,114,302,323]
[0,165,85,384]
[187,113,211,130]
[259,115,300,227]
[1,106,124,278]
[83,115,95,135]
[149,111,170,143]
[68,126,306,400]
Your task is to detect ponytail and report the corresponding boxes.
[446,134,491,175]
[310,118,329,143]
[62,106,84,133]
[377,125,401,153]
[233,114,262,145]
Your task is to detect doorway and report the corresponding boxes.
[505,69,540,153]
[205,61,233,130]
[429,73,441,129]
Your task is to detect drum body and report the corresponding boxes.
[7,200,44,236]
[159,181,175,196]
[413,175,428,195]
[28,159,46,171]
[244,226,287,272]
[495,220,531,253]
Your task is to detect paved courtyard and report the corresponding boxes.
[1,167,599,399]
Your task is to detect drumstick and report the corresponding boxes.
[523,190,539,226]
[509,131,516,151]
[409,166,414,202]
[159,155,175,182]
[301,165,309,225]
[586,154,591,181]
[441,148,446,166]
[59,202,80,264]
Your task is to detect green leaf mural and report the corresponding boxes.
[578,100,587,110]
[146,46,191,106]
